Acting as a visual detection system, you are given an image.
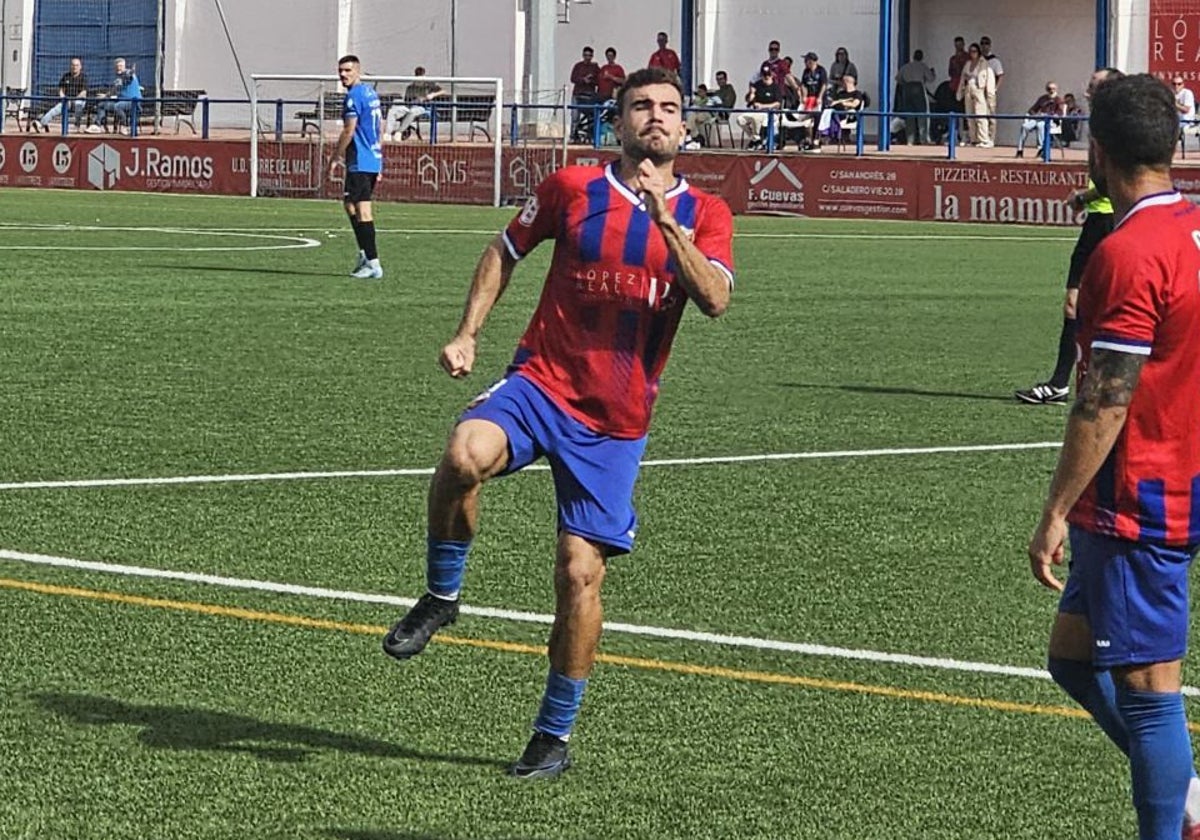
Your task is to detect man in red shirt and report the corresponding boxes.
[648,31,681,75]
[596,47,626,102]
[383,66,734,780]
[1029,73,1200,840]
[569,46,600,138]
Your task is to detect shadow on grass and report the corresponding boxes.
[328,832,551,840]
[780,382,1016,403]
[36,692,507,769]
[141,263,336,278]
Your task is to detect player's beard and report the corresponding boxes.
[623,128,679,166]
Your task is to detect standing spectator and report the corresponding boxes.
[648,31,681,76]
[980,36,1004,141]
[1015,81,1065,156]
[799,52,828,111]
[596,47,626,103]
[36,57,88,133]
[381,66,734,782]
[737,63,782,149]
[386,67,446,141]
[1028,72,1200,840]
[955,43,994,147]
[1174,76,1195,121]
[87,57,141,134]
[948,36,969,141]
[896,50,935,144]
[829,47,859,95]
[761,40,788,97]
[569,46,600,138]
[779,56,802,109]
[327,55,384,280]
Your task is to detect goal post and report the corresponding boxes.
[249,74,504,206]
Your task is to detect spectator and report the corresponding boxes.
[955,42,994,147]
[569,46,600,138]
[1015,81,1065,156]
[896,49,935,144]
[948,36,968,96]
[799,52,828,111]
[596,47,626,102]
[713,70,737,110]
[648,31,681,75]
[779,56,802,109]
[36,57,88,133]
[386,66,447,141]
[87,57,141,134]
[979,35,1003,140]
[817,72,867,141]
[1060,92,1084,145]
[685,83,724,144]
[737,62,782,149]
[760,40,789,98]
[829,47,859,95]
[1174,75,1195,122]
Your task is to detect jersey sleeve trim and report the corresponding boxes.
[709,258,735,289]
[501,229,525,261]
[1092,337,1152,356]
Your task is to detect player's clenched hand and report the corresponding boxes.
[633,158,670,223]
[1028,511,1068,592]
[439,335,476,378]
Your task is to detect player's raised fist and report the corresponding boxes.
[440,336,476,378]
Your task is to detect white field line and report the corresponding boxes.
[0,224,321,251]
[11,546,1172,694]
[0,441,1063,492]
[0,222,1075,242]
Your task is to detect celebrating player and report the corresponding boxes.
[1028,73,1200,840]
[328,55,384,279]
[381,66,735,779]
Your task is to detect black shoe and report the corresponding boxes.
[509,731,571,780]
[1015,148,1024,158]
[382,592,459,661]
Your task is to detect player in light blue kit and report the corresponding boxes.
[328,55,384,279]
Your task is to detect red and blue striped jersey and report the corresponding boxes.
[1069,192,1200,547]
[500,162,735,438]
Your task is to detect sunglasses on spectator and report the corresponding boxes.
[1175,80,1185,86]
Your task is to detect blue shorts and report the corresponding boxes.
[1058,526,1196,667]
[459,373,647,554]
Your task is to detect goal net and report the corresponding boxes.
[249,74,504,206]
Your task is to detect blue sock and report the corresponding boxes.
[1117,686,1192,840]
[426,538,470,599]
[533,670,588,740]
[1048,658,1130,755]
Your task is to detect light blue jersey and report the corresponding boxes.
[343,83,383,174]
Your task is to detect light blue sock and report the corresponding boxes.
[533,670,588,740]
[1048,658,1129,754]
[426,538,470,599]
[1117,686,1192,840]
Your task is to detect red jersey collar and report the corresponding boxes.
[605,161,689,210]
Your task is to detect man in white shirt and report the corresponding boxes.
[980,36,1003,140]
[1174,76,1195,120]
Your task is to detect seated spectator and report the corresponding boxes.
[87,57,141,133]
[1015,80,1065,156]
[713,70,737,110]
[828,47,859,95]
[817,73,868,141]
[386,66,447,141]
[929,79,964,144]
[36,57,88,132]
[685,83,724,144]
[1060,92,1084,145]
[1174,76,1196,122]
[737,62,782,149]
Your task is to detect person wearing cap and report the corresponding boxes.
[800,52,828,111]
[738,62,782,149]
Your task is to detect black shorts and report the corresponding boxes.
[343,171,378,204]
[1066,211,1115,289]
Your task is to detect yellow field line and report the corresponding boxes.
[6,575,1189,730]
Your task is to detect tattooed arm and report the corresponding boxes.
[1028,347,1147,590]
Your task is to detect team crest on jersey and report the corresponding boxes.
[518,195,540,227]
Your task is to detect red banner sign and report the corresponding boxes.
[1150,0,1200,82]
[6,134,1200,227]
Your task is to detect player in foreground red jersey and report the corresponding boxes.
[1029,73,1200,840]
[382,66,735,779]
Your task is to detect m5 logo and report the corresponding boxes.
[87,143,121,190]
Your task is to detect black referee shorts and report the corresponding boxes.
[1066,211,1115,289]
[343,171,378,204]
